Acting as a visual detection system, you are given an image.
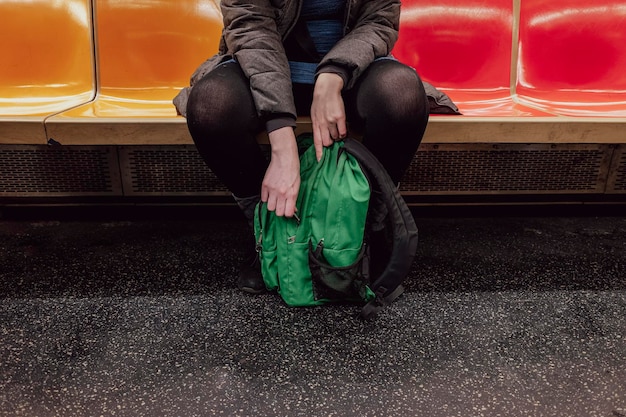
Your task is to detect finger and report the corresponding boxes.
[266,194,277,212]
[285,182,300,218]
[328,123,340,141]
[284,196,296,218]
[274,197,285,217]
[314,125,324,162]
[261,184,269,202]
[337,117,348,139]
[321,128,334,148]
[316,120,332,145]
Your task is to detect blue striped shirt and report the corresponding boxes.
[289,0,345,85]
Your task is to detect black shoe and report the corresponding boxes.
[237,246,266,294]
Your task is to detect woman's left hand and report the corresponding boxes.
[311,73,347,161]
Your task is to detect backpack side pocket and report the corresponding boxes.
[308,240,373,302]
[254,202,279,291]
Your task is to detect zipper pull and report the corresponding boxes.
[314,238,325,257]
[255,233,262,252]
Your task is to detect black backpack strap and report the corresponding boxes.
[360,285,406,320]
[342,138,419,319]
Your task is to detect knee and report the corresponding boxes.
[381,66,427,117]
[186,76,229,130]
[361,62,428,122]
[186,65,258,137]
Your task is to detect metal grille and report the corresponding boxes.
[119,146,229,195]
[608,146,626,193]
[0,145,121,196]
[1,143,617,199]
[400,144,611,195]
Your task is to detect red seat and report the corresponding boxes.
[45,0,223,145]
[0,0,95,143]
[394,0,548,116]
[517,0,626,116]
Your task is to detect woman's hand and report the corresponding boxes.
[263,126,300,217]
[311,73,347,161]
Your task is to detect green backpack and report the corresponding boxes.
[254,136,418,319]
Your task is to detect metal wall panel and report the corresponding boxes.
[400,144,612,195]
[606,145,626,194]
[118,146,229,196]
[0,144,620,199]
[0,145,121,197]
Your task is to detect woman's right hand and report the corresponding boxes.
[262,126,300,218]
[311,73,347,162]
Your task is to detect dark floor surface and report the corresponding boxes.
[0,206,625,417]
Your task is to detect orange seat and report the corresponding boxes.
[517,0,626,117]
[0,0,95,143]
[45,0,223,145]
[42,0,626,147]
[394,0,549,116]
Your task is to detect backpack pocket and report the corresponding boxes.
[308,241,373,302]
[254,202,280,291]
[259,246,279,291]
[278,241,320,307]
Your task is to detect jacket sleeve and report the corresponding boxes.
[221,0,297,124]
[317,0,401,89]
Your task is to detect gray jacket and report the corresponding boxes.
[173,0,401,120]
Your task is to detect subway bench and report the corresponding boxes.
[1,0,625,203]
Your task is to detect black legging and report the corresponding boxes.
[186,59,429,198]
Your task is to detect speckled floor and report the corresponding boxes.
[1,209,625,417]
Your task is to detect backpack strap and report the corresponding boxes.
[360,285,406,320]
[342,138,419,319]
